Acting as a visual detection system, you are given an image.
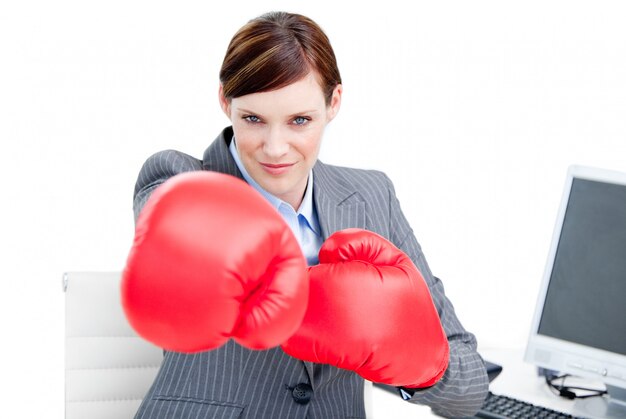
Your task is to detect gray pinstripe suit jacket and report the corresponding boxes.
[131,127,488,419]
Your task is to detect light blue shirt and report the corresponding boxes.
[229,138,323,266]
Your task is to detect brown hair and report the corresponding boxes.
[219,11,342,105]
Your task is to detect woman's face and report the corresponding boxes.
[220,72,342,210]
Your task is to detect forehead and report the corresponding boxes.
[231,72,326,115]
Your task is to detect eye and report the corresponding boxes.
[293,116,310,126]
[243,115,261,124]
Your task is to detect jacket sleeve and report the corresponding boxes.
[132,149,203,223]
[383,173,489,418]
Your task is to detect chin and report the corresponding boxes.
[257,180,287,196]
[266,185,292,199]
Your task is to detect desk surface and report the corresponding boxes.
[370,347,585,418]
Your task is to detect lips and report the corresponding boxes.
[262,163,293,168]
[260,162,295,175]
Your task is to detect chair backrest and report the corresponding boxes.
[64,272,163,419]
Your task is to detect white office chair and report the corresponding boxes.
[63,272,163,419]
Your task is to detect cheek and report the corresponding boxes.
[232,124,261,155]
[306,125,325,150]
[297,131,323,160]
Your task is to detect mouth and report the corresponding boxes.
[260,162,295,175]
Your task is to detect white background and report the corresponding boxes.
[1,0,625,416]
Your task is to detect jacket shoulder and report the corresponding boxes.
[132,149,203,221]
[134,149,203,194]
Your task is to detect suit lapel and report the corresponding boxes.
[313,160,367,240]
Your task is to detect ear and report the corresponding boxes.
[218,84,232,119]
[326,84,343,122]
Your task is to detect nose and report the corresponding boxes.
[262,126,289,159]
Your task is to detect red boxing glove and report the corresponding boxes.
[121,171,308,353]
[282,228,449,388]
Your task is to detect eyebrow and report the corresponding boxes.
[236,108,320,118]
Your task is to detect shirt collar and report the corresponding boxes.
[228,137,321,235]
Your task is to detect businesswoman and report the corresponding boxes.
[124,11,488,419]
